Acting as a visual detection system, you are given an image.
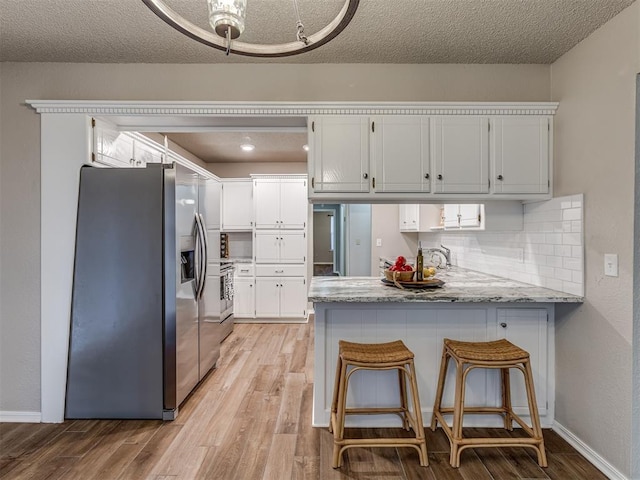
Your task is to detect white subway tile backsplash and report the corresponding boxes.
[562,233,582,246]
[563,208,582,221]
[539,244,555,256]
[563,257,582,271]
[420,194,583,296]
[572,270,583,284]
[562,281,583,296]
[545,233,562,245]
[555,245,573,257]
[555,268,573,282]
[546,256,563,268]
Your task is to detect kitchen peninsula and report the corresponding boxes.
[308,267,583,429]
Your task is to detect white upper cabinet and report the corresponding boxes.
[492,117,550,194]
[222,180,253,231]
[432,117,490,194]
[307,105,555,202]
[254,178,307,229]
[134,137,165,165]
[309,116,370,193]
[279,179,308,228]
[371,116,431,193]
[92,119,135,168]
[399,204,420,232]
[443,204,481,229]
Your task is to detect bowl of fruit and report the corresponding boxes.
[384,256,415,282]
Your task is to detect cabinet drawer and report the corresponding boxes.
[234,264,255,277]
[255,264,306,277]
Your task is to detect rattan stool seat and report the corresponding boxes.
[431,338,547,468]
[339,339,414,364]
[330,339,428,469]
[444,338,529,362]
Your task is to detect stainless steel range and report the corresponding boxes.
[219,261,235,341]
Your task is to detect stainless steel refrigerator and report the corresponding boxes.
[66,163,228,420]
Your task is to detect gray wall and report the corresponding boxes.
[550,2,639,477]
[0,62,551,413]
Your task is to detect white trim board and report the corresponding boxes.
[553,421,629,480]
[0,411,42,423]
[26,100,559,116]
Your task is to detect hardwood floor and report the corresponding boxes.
[1,323,608,480]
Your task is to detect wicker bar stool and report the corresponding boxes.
[329,339,428,468]
[431,338,547,468]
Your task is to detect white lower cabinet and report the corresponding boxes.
[233,277,255,318]
[255,277,307,320]
[312,303,553,427]
[497,308,548,412]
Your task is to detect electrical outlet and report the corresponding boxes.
[604,253,618,277]
[376,238,382,247]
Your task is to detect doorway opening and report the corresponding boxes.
[312,204,372,277]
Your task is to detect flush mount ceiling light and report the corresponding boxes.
[142,0,359,57]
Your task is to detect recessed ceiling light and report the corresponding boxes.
[302,144,309,152]
[240,135,255,151]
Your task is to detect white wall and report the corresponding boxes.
[550,3,639,477]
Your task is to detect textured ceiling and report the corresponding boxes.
[167,131,309,163]
[0,0,635,64]
[6,0,634,164]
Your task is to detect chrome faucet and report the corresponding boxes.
[425,245,452,268]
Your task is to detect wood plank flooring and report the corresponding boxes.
[1,322,608,480]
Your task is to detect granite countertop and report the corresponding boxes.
[227,258,253,264]
[308,267,584,303]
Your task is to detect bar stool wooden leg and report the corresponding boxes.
[431,347,449,431]
[329,356,343,434]
[523,359,547,467]
[501,367,513,431]
[332,360,349,468]
[408,360,428,466]
[398,367,410,430]
[450,359,466,468]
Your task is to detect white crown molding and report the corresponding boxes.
[25,100,559,116]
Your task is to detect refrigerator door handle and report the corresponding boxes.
[197,213,208,299]
[194,212,204,299]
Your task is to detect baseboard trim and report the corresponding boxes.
[553,421,628,480]
[0,411,42,423]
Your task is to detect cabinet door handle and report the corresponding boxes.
[311,177,315,188]
[371,121,375,133]
[363,173,368,179]
[372,177,376,189]
[497,175,504,180]
[424,173,430,179]
[437,174,443,180]
[500,322,507,328]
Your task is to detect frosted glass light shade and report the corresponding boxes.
[207,0,247,39]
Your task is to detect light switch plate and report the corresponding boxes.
[604,253,618,277]
[376,238,382,247]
